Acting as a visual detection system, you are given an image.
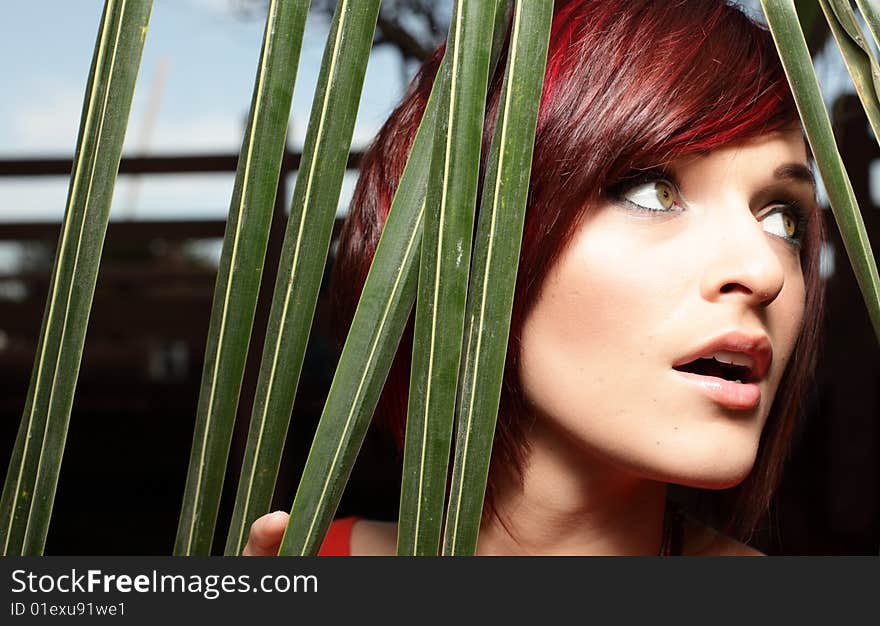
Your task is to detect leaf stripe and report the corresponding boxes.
[3,0,119,554]
[820,0,880,141]
[855,0,880,51]
[1,0,107,539]
[184,0,279,555]
[280,57,440,556]
[301,207,425,551]
[412,4,466,553]
[445,0,524,553]
[230,0,349,555]
[761,0,880,339]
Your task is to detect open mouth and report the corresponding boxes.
[672,357,753,384]
[670,335,769,410]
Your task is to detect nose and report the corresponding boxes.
[699,209,786,308]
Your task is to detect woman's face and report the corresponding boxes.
[518,128,813,488]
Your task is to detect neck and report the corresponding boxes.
[476,418,668,556]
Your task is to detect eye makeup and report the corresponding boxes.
[757,199,809,248]
[608,167,812,249]
[608,169,683,214]
[751,178,815,249]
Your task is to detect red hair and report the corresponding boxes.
[331,0,824,538]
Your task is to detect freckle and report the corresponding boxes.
[656,440,660,445]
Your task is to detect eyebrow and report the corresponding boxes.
[774,163,816,191]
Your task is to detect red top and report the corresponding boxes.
[317,516,361,556]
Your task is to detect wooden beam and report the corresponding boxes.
[0,150,363,177]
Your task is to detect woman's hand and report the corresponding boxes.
[241,510,289,556]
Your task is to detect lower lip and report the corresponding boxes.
[673,371,761,410]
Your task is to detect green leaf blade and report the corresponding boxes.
[761,0,880,342]
[230,0,381,556]
[265,0,515,558]
[397,0,497,556]
[277,54,447,559]
[442,0,553,557]
[174,0,310,556]
[854,0,880,52]
[0,0,152,556]
[820,0,880,141]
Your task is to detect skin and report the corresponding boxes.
[243,128,813,556]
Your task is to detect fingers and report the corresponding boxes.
[241,510,289,556]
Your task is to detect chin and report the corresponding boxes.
[610,428,763,490]
[654,445,760,490]
[673,467,754,491]
[653,415,767,489]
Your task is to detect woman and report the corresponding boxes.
[244,0,824,555]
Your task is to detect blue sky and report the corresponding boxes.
[0,0,864,225]
[0,0,411,222]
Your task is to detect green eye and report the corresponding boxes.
[622,180,678,212]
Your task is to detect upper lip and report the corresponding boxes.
[672,331,773,383]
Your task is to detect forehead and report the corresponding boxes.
[676,127,807,165]
[669,129,812,192]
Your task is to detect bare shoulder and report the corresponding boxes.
[350,519,398,556]
[682,517,765,556]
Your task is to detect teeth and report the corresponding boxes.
[707,350,753,369]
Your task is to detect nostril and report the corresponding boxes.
[720,283,748,294]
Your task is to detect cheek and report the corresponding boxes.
[517,217,682,419]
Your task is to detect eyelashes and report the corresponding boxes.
[607,171,809,248]
[609,170,683,213]
[618,179,682,214]
[758,201,808,247]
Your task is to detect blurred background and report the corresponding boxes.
[0,0,876,555]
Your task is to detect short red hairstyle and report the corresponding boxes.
[331,0,824,538]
